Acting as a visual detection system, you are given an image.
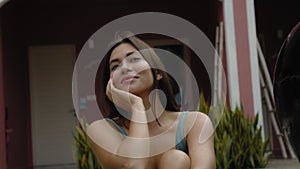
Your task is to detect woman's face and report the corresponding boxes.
[109,43,154,97]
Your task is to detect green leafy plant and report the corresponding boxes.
[199,93,271,169]
[72,120,102,169]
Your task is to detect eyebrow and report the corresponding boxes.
[109,51,136,65]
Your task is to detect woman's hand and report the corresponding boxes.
[106,79,144,112]
[105,79,150,161]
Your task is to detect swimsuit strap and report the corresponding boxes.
[176,111,188,153]
[105,118,127,138]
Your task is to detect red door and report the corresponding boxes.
[0,22,33,169]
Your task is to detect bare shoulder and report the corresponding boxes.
[185,111,214,144]
[185,111,211,125]
[87,119,108,136]
[87,118,125,157]
[87,119,124,145]
[87,118,123,134]
[185,111,213,133]
[87,119,109,144]
[170,111,208,118]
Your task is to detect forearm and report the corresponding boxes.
[116,108,150,168]
[127,105,149,135]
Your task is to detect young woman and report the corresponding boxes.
[87,33,216,169]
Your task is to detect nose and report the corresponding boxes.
[120,60,133,74]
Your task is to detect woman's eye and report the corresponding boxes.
[130,57,141,62]
[111,64,120,71]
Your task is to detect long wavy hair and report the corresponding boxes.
[95,33,180,126]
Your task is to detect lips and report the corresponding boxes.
[121,75,139,83]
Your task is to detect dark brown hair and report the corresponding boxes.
[95,33,180,122]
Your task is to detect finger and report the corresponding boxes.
[106,79,111,95]
[109,79,118,91]
[106,79,113,101]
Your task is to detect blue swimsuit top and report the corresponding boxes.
[105,111,188,154]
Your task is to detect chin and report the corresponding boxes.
[128,88,141,95]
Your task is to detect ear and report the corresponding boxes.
[156,74,163,81]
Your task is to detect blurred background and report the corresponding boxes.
[0,0,299,168]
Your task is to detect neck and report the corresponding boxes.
[141,90,167,124]
[122,91,167,128]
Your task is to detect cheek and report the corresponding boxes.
[141,69,154,86]
[136,62,153,80]
[110,71,121,87]
[135,61,151,73]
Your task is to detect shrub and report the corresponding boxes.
[198,94,271,169]
[72,120,102,169]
